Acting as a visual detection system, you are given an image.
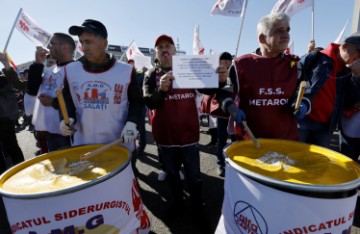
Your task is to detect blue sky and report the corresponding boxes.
[0,0,356,66]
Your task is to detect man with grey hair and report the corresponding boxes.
[218,12,303,142]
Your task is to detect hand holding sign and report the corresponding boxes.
[159,71,174,92]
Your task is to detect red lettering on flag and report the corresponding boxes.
[18,20,29,32]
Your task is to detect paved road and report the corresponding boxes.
[13,120,360,233]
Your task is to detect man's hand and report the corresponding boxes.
[307,40,315,53]
[159,71,174,92]
[234,108,246,127]
[121,121,138,143]
[226,102,246,127]
[292,102,307,120]
[35,46,49,64]
[60,118,75,136]
[38,93,54,106]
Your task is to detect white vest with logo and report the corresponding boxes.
[65,61,133,150]
[32,65,65,135]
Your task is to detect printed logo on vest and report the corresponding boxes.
[73,80,114,110]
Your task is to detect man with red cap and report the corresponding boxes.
[143,35,227,228]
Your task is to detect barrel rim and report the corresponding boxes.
[0,144,131,199]
[224,139,360,193]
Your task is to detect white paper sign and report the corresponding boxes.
[172,55,219,89]
[134,55,153,70]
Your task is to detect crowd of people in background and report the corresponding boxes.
[1,11,360,233]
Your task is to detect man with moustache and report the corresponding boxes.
[143,35,202,215]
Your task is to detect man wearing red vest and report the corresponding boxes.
[298,33,360,148]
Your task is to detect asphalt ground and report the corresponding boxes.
[12,118,360,234]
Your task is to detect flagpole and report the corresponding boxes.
[3,8,23,53]
[235,0,248,57]
[334,19,350,43]
[119,40,134,62]
[311,0,315,40]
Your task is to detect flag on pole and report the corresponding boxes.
[334,19,350,44]
[284,0,314,17]
[125,41,144,60]
[192,25,205,55]
[210,0,246,17]
[1,51,18,70]
[74,40,84,59]
[15,9,52,47]
[270,0,291,14]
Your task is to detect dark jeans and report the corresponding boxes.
[340,133,360,162]
[136,107,147,157]
[0,144,7,175]
[159,145,202,206]
[298,118,333,148]
[157,144,166,171]
[298,128,332,148]
[216,118,230,167]
[0,196,11,234]
[0,118,25,166]
[0,144,11,234]
[47,133,71,152]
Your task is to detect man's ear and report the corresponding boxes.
[259,34,266,44]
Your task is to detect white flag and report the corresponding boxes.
[15,9,52,47]
[210,0,246,17]
[284,0,314,17]
[334,19,350,44]
[73,40,84,59]
[192,25,205,55]
[284,40,294,54]
[126,41,144,60]
[271,0,291,14]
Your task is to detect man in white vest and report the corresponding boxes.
[30,33,76,152]
[59,19,142,153]
[58,20,150,233]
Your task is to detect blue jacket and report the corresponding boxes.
[298,47,360,132]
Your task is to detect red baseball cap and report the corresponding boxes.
[154,34,174,47]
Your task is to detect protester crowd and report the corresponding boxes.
[1,11,360,233]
